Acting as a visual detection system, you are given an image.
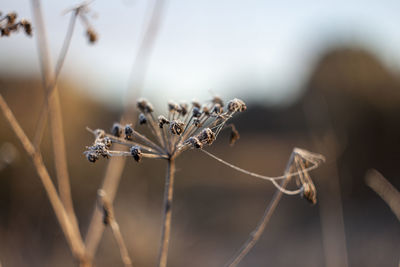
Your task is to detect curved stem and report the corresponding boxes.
[224,153,295,267]
[158,157,176,267]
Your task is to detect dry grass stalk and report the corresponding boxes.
[0,95,87,264]
[365,169,400,222]
[30,0,80,238]
[98,190,133,267]
[157,158,175,267]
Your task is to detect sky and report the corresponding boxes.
[1,0,400,107]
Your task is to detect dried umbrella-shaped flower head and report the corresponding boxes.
[0,11,32,37]
[84,97,247,162]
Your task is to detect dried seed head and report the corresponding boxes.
[193,118,202,127]
[187,136,203,149]
[197,128,215,145]
[130,145,142,162]
[179,103,188,116]
[169,120,185,135]
[86,28,97,43]
[301,183,317,205]
[86,151,99,163]
[1,27,10,37]
[124,124,134,140]
[192,100,201,109]
[158,115,169,128]
[137,99,154,113]
[7,12,17,24]
[203,106,210,116]
[20,19,32,36]
[212,96,224,107]
[111,123,123,137]
[228,98,247,112]
[139,113,147,125]
[192,107,202,118]
[168,101,179,112]
[212,104,223,115]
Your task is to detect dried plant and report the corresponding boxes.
[0,1,326,267]
[85,97,325,266]
[0,11,32,37]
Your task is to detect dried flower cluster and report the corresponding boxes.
[66,2,98,44]
[85,97,246,162]
[0,11,32,37]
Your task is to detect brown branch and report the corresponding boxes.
[365,169,400,222]
[30,0,80,240]
[225,152,295,267]
[98,190,133,267]
[157,157,176,267]
[0,94,87,262]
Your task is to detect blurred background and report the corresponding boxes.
[0,0,399,266]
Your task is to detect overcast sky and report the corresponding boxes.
[1,0,400,107]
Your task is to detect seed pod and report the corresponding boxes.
[111,123,122,137]
[212,96,224,107]
[158,115,169,128]
[192,100,201,109]
[228,98,247,112]
[169,120,185,135]
[179,103,188,116]
[187,136,203,149]
[203,106,210,116]
[86,151,99,163]
[7,13,17,24]
[301,183,317,205]
[192,107,201,117]
[130,146,142,162]
[20,19,32,36]
[139,113,147,125]
[193,118,202,127]
[168,101,178,112]
[212,104,223,115]
[124,124,134,140]
[197,128,215,145]
[137,99,154,113]
[86,28,97,43]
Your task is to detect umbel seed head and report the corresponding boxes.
[85,97,246,162]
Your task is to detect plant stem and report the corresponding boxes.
[0,94,87,263]
[30,0,80,235]
[225,153,295,267]
[158,157,176,267]
[33,9,78,148]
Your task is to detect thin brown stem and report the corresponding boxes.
[84,0,167,260]
[33,10,79,148]
[98,190,133,267]
[31,0,80,239]
[158,157,176,267]
[365,169,400,222]
[224,152,295,267]
[0,94,87,263]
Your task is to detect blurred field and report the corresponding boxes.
[0,46,399,267]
